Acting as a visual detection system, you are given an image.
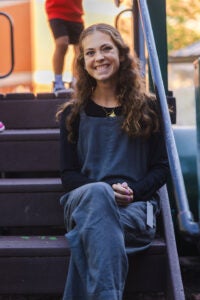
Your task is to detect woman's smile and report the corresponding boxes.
[95,63,110,73]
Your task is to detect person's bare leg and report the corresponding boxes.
[53,35,69,74]
[53,36,69,91]
[71,44,80,88]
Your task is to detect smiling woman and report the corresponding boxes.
[56,23,169,300]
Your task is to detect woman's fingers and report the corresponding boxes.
[112,183,134,206]
[121,182,133,194]
[112,183,133,196]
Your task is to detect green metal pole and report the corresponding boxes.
[146,0,176,123]
[194,58,200,220]
[147,0,168,93]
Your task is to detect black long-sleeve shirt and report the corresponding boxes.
[59,99,169,201]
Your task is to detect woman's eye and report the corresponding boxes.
[102,46,112,52]
[85,50,94,57]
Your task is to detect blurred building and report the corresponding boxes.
[0,0,33,93]
[0,0,123,94]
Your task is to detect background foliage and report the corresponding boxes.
[167,0,200,51]
[120,0,200,51]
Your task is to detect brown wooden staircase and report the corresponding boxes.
[0,92,185,299]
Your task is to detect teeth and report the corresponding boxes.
[96,65,108,70]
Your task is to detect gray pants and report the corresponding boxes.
[60,182,157,300]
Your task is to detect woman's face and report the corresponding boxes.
[82,31,121,84]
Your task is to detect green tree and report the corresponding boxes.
[116,0,200,51]
[167,0,200,50]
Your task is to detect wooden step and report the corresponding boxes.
[0,178,64,228]
[0,182,184,299]
[0,177,62,192]
[0,129,59,172]
[0,94,71,129]
[0,236,69,257]
[0,235,167,295]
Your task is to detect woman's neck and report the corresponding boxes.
[92,84,119,108]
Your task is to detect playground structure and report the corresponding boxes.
[0,0,200,298]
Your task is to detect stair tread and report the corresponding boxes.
[0,235,69,256]
[0,177,63,192]
[0,236,166,257]
[0,128,59,141]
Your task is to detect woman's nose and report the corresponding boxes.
[95,50,104,61]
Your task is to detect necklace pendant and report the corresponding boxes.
[109,111,116,117]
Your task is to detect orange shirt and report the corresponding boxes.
[45,0,84,23]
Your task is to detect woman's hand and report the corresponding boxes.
[112,182,134,206]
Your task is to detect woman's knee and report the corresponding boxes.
[85,182,114,201]
[87,181,113,193]
[73,182,116,212]
[62,182,116,221]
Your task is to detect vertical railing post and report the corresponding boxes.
[146,0,168,93]
[194,58,200,221]
[137,0,200,237]
[132,0,146,77]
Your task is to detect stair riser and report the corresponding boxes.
[0,192,64,227]
[0,98,67,129]
[0,140,59,172]
[0,254,167,294]
[0,257,69,294]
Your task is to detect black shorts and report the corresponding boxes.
[49,19,84,44]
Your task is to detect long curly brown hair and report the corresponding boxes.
[56,23,160,142]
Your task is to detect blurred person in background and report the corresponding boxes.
[45,0,84,94]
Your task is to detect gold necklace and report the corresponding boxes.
[101,106,116,118]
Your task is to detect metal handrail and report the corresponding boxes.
[115,8,132,29]
[115,5,146,78]
[137,0,200,237]
[0,12,14,79]
[194,58,200,222]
